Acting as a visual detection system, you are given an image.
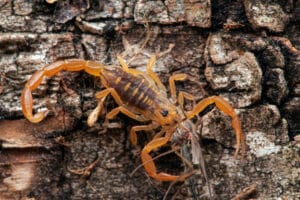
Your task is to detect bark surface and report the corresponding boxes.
[0,0,299,199]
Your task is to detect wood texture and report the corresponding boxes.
[0,0,299,199]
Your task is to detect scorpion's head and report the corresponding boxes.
[153,103,182,126]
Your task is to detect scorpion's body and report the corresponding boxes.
[99,64,179,125]
[21,54,245,182]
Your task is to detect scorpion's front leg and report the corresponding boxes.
[129,122,159,146]
[141,129,185,182]
[21,59,105,123]
[186,96,245,158]
[168,73,196,107]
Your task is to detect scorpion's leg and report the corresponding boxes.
[117,55,143,76]
[146,55,167,91]
[271,36,300,55]
[88,87,148,126]
[169,73,188,101]
[168,73,196,107]
[185,96,245,158]
[21,59,105,123]
[87,98,105,127]
[141,130,188,182]
[105,106,147,124]
[129,122,159,146]
[117,54,166,92]
[87,88,116,127]
[178,92,196,109]
[117,55,167,92]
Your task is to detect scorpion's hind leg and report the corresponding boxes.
[88,88,148,126]
[186,96,245,159]
[129,123,159,146]
[87,89,112,127]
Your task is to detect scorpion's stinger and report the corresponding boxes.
[21,88,49,123]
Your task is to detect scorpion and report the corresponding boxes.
[21,44,245,182]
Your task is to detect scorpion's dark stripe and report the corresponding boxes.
[102,67,157,111]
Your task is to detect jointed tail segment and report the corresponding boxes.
[21,59,105,123]
[21,54,245,182]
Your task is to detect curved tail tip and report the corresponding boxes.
[27,110,49,123]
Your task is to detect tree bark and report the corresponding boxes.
[0,0,299,199]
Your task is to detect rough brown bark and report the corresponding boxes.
[0,0,299,199]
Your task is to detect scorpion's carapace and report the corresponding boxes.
[21,55,245,182]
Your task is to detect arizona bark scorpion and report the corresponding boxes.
[21,36,245,182]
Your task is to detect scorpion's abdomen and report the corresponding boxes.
[103,67,157,111]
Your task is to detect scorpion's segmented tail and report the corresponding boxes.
[21,59,105,123]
